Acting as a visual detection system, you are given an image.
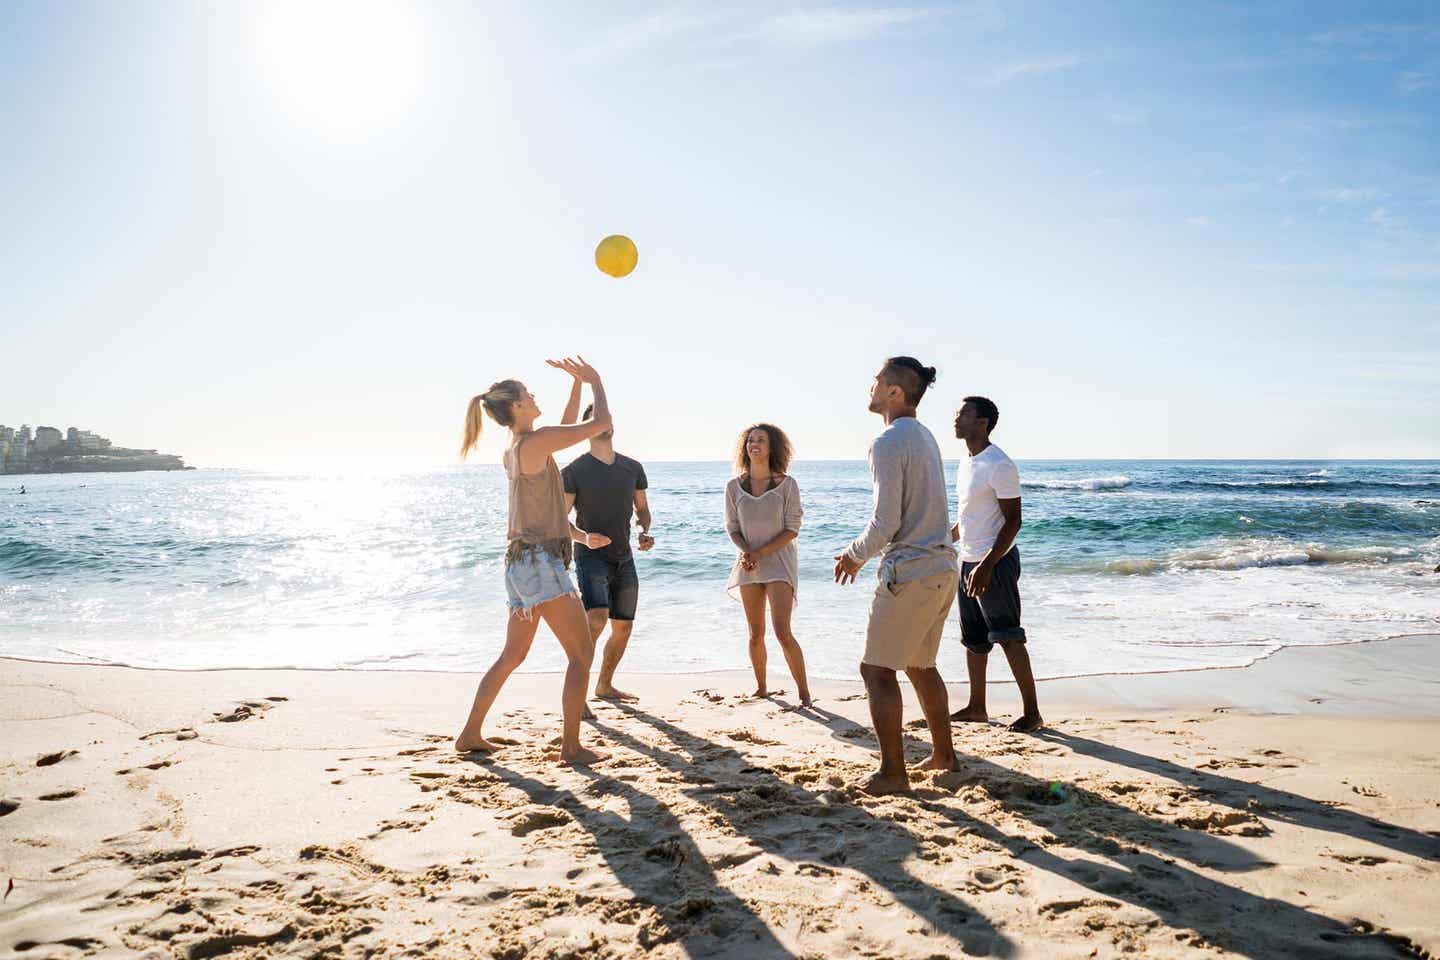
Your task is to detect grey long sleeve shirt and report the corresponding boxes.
[844,416,959,584]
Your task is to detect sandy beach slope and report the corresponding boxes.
[3,637,1438,958]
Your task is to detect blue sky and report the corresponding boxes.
[1,1,1437,467]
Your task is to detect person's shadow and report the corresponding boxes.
[797,708,1429,958]
[1038,729,1440,864]
[472,757,798,958]
[597,703,1017,958]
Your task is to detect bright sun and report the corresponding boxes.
[248,0,429,138]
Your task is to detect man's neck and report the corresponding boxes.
[965,436,992,457]
[883,406,918,426]
[588,440,616,464]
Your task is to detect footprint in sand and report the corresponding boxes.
[115,760,176,775]
[139,727,198,742]
[36,750,79,767]
[1040,898,1121,915]
[509,809,572,837]
[1351,784,1386,798]
[38,790,81,801]
[212,701,277,723]
[724,730,782,746]
[1325,852,1389,866]
[0,799,19,817]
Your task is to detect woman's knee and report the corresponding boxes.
[499,644,532,671]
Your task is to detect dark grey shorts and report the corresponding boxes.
[957,547,1026,655]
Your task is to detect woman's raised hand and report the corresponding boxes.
[545,356,600,385]
[546,357,583,380]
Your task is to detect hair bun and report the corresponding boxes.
[923,365,937,385]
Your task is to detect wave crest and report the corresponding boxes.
[1081,541,1421,575]
[1023,475,1132,492]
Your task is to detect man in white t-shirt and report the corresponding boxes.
[948,396,1043,732]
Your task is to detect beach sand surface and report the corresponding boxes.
[3,637,1439,958]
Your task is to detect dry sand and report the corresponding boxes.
[2,637,1439,958]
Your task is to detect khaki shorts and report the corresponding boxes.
[862,568,960,671]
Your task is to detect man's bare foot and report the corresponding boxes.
[594,684,638,702]
[949,706,989,723]
[581,706,597,721]
[798,692,813,708]
[455,734,500,753]
[1009,713,1044,733]
[915,752,960,772]
[858,770,912,796]
[556,746,607,767]
[750,687,769,699]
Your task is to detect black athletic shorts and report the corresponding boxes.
[957,547,1027,655]
[574,551,639,621]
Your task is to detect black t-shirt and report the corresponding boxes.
[561,452,648,562]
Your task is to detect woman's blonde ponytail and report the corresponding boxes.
[460,395,486,459]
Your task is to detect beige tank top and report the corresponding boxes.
[504,438,573,565]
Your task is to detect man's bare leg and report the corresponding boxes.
[1000,642,1044,732]
[594,619,638,700]
[858,662,910,795]
[538,595,605,765]
[581,607,609,714]
[455,612,539,752]
[950,649,990,722]
[906,666,959,771]
[739,584,769,697]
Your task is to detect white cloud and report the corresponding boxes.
[1186,216,1211,228]
[1317,187,1380,203]
[758,6,952,46]
[1367,206,1404,231]
[1399,70,1436,92]
[579,10,717,61]
[1277,169,1302,185]
[1108,106,1148,126]
[988,53,1094,84]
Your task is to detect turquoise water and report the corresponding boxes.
[2,461,1437,681]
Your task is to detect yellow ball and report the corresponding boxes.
[595,234,638,278]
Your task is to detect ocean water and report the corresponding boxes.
[1,461,1437,682]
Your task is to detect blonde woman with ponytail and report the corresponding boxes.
[455,356,613,766]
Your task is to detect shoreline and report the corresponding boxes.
[5,631,1437,717]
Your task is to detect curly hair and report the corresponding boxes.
[733,423,793,477]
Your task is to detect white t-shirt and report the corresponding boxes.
[956,443,1021,562]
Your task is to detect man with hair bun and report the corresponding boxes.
[835,356,963,795]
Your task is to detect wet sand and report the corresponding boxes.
[2,636,1438,958]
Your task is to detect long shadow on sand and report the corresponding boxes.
[474,757,796,959]
[1038,729,1440,864]
[799,708,1428,958]
[596,704,1016,958]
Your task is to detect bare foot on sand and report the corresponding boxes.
[1009,713,1044,733]
[915,752,960,772]
[555,746,607,767]
[581,706,597,721]
[593,684,638,702]
[949,706,989,723]
[455,735,501,754]
[749,687,770,699]
[858,770,912,796]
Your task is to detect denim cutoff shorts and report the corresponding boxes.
[504,547,578,618]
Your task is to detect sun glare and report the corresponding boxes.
[249,0,430,138]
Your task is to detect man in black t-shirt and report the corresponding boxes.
[562,404,654,702]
